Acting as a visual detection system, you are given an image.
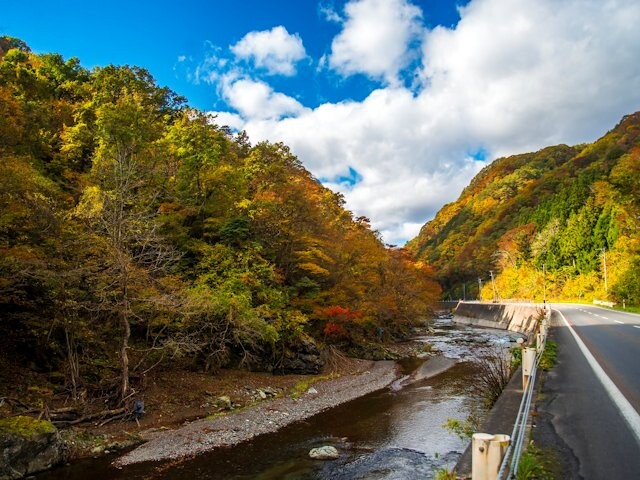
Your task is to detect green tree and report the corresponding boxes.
[76,93,175,402]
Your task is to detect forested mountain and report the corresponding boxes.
[408,112,640,305]
[0,37,440,403]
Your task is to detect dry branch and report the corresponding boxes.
[52,407,126,426]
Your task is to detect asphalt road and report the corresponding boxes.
[534,304,640,479]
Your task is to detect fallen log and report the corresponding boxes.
[53,407,126,426]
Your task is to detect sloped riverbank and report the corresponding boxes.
[115,360,400,466]
[36,320,519,479]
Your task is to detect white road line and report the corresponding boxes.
[614,320,624,324]
[634,326,640,330]
[589,305,640,318]
[602,316,609,320]
[555,309,640,445]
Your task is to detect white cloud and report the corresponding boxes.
[230,26,306,76]
[190,45,228,85]
[419,0,640,155]
[327,0,423,84]
[319,3,343,24]
[209,111,245,130]
[220,76,308,121]
[237,87,487,244]
[211,0,640,245]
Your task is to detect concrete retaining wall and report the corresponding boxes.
[434,300,460,313]
[453,302,544,335]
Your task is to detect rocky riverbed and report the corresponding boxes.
[115,360,400,466]
[34,319,520,479]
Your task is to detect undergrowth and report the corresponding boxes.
[539,340,557,371]
[433,467,457,480]
[290,373,340,399]
[443,407,482,440]
[516,444,556,479]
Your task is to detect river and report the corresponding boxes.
[37,318,520,480]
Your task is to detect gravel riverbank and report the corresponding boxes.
[115,360,400,466]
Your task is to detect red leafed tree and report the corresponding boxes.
[317,305,363,342]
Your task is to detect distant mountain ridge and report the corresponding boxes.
[407,112,640,304]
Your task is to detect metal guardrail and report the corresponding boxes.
[498,307,549,479]
[471,306,550,480]
[496,348,541,478]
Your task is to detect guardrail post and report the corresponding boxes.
[472,433,511,480]
[488,434,510,479]
[472,433,494,480]
[522,347,536,390]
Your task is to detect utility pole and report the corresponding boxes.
[478,278,483,301]
[600,248,608,293]
[489,270,497,302]
[542,263,547,305]
[462,282,466,301]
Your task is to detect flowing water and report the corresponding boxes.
[38,319,520,480]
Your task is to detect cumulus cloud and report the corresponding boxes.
[327,0,423,84]
[220,76,307,121]
[238,87,487,244]
[231,26,306,76]
[210,110,245,131]
[210,0,640,245]
[420,0,640,156]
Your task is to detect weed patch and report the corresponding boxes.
[290,373,340,399]
[539,340,557,371]
[434,467,457,480]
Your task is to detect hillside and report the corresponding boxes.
[408,112,640,305]
[0,36,440,408]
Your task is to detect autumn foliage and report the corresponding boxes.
[316,306,363,343]
[0,37,441,401]
[409,113,640,306]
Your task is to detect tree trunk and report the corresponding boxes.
[120,267,131,404]
[120,312,131,403]
[64,326,80,400]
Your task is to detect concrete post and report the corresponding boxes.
[522,347,536,390]
[472,433,494,480]
[472,433,511,480]
[488,434,511,479]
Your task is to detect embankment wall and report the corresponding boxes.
[453,302,544,335]
[434,300,460,313]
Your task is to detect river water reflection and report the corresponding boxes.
[38,319,518,480]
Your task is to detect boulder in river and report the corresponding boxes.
[319,447,460,480]
[309,445,339,460]
[0,415,64,479]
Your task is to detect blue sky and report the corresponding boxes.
[3,0,640,244]
[3,1,465,111]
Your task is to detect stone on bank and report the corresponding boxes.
[0,416,64,479]
[309,445,339,460]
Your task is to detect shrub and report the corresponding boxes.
[471,345,514,407]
